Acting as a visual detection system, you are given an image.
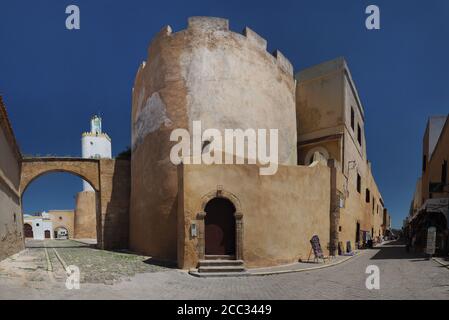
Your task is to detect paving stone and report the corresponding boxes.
[1,240,448,299]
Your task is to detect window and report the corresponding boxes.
[356,174,361,193]
[13,213,16,223]
[365,189,370,203]
[442,160,447,184]
[372,197,375,214]
[423,155,427,172]
[350,107,355,130]
[357,124,362,146]
[339,226,342,232]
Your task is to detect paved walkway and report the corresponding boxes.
[1,240,448,299]
[248,253,357,275]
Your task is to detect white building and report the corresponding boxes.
[23,212,53,240]
[81,115,112,191]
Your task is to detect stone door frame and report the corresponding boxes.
[197,187,243,261]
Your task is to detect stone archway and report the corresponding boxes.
[197,188,243,260]
[24,223,33,238]
[305,146,330,165]
[19,157,131,250]
[54,227,69,239]
[20,158,100,195]
[20,157,101,245]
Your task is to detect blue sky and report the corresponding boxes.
[1,0,448,227]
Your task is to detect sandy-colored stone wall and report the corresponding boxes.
[411,178,422,217]
[296,58,385,252]
[99,159,130,249]
[20,158,100,194]
[0,98,23,262]
[178,162,331,269]
[424,117,449,201]
[296,58,345,142]
[19,157,129,250]
[130,17,297,261]
[48,210,75,238]
[74,191,97,239]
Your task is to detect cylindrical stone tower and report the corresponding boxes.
[130,17,297,262]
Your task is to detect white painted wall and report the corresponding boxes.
[26,218,53,240]
[81,116,112,191]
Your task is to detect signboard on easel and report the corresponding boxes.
[426,227,436,255]
[310,235,324,260]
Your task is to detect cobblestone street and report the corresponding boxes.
[0,240,448,299]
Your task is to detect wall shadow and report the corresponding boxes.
[102,159,130,250]
[370,240,428,260]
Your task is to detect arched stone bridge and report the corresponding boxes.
[20,158,101,195]
[20,157,130,250]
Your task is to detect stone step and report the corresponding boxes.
[198,259,244,267]
[189,270,250,278]
[198,265,246,273]
[205,255,236,260]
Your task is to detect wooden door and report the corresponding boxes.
[205,198,236,256]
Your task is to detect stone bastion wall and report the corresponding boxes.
[130,16,298,262]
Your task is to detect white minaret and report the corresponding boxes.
[81,115,112,191]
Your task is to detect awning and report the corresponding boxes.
[411,198,448,223]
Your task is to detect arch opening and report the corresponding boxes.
[204,197,236,256]
[21,169,98,197]
[23,223,33,238]
[54,227,69,240]
[21,172,99,245]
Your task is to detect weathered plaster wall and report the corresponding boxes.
[74,191,97,239]
[0,99,23,262]
[49,210,75,238]
[178,162,331,269]
[130,17,297,261]
[0,181,22,261]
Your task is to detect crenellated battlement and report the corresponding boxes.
[272,50,293,76]
[149,17,294,77]
[187,16,229,32]
[242,27,267,50]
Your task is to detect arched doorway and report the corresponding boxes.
[24,223,33,238]
[204,198,236,256]
[55,227,69,239]
[44,230,51,239]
